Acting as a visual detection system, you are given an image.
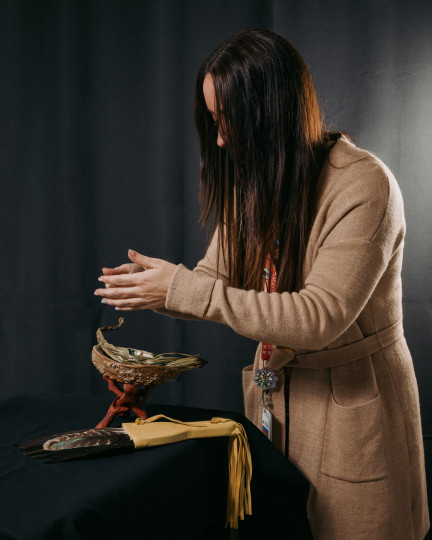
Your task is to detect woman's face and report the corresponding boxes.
[203,74,226,148]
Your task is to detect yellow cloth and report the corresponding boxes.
[122,414,252,528]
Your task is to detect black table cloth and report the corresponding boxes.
[0,392,312,539]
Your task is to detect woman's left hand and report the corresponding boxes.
[94,250,177,311]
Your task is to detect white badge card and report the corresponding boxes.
[261,407,273,441]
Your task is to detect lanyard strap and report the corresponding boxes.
[261,253,277,362]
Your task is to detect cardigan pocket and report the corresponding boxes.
[320,394,387,482]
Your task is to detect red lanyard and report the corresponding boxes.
[261,253,277,361]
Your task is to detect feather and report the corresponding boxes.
[16,427,134,463]
[42,428,126,450]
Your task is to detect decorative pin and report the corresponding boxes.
[253,367,278,390]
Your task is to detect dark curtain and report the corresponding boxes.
[1,0,431,432]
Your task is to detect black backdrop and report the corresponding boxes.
[1,0,431,433]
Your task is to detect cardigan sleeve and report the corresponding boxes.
[154,228,228,320]
[164,160,405,350]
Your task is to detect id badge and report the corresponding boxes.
[262,407,273,441]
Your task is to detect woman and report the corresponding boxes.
[94,28,429,539]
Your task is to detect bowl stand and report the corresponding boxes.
[96,375,155,428]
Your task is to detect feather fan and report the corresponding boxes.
[16,427,134,463]
[16,415,253,528]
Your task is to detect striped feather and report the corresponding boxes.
[16,427,134,463]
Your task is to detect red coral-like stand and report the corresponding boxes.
[96,375,155,428]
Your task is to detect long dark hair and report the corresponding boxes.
[195,27,337,293]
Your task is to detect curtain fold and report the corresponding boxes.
[1,0,431,432]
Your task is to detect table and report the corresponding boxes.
[0,392,312,539]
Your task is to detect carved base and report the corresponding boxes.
[96,375,155,428]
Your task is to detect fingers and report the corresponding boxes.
[96,292,161,310]
[102,298,143,309]
[95,285,156,310]
[100,295,147,310]
[94,286,140,299]
[102,264,132,276]
[102,263,145,276]
[128,249,159,270]
[95,287,153,309]
[97,271,149,287]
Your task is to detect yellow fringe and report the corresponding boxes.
[124,414,253,528]
[226,421,253,528]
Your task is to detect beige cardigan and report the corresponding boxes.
[159,137,429,539]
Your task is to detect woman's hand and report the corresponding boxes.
[94,250,177,311]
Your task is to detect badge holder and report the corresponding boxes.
[261,390,273,440]
[254,368,278,442]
